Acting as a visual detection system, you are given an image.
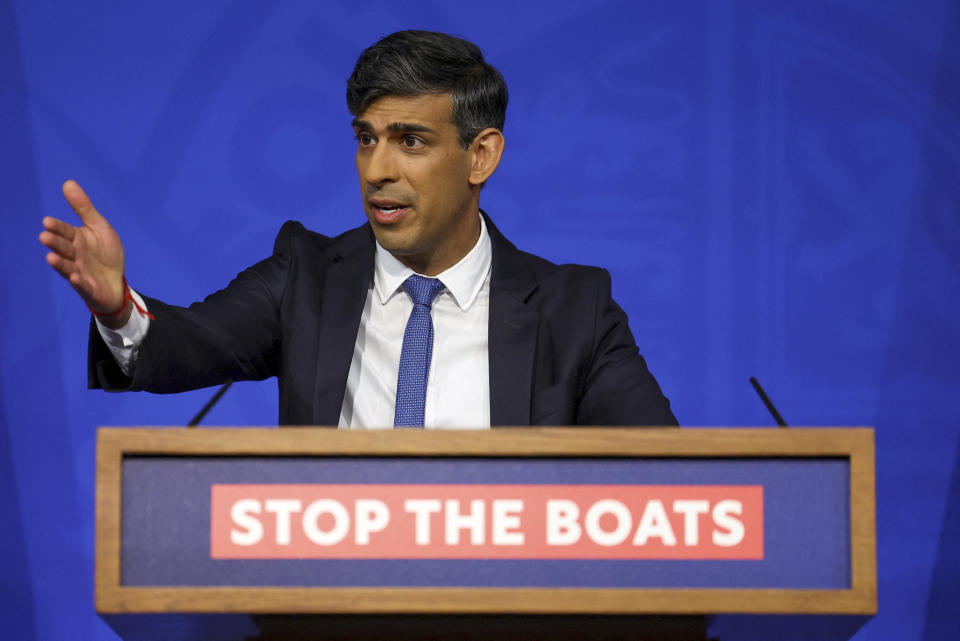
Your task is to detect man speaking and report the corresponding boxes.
[39,30,676,429]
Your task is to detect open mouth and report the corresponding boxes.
[370,200,411,224]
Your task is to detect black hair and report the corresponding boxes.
[347,30,508,148]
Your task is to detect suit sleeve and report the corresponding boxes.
[576,269,679,426]
[88,222,298,393]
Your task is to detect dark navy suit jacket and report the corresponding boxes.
[89,215,677,427]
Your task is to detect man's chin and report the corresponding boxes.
[370,225,416,254]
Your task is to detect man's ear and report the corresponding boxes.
[468,128,505,186]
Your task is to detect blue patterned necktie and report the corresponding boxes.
[394,275,445,427]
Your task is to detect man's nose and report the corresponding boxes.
[363,144,398,185]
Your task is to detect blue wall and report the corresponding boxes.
[3,1,958,638]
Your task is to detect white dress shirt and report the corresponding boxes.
[339,216,491,429]
[97,215,492,430]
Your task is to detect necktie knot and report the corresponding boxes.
[402,274,445,308]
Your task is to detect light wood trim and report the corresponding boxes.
[96,586,876,615]
[848,429,878,612]
[94,430,123,612]
[95,427,878,616]
[97,426,873,457]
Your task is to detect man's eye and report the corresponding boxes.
[401,135,423,148]
[356,133,375,146]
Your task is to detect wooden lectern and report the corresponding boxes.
[95,427,876,640]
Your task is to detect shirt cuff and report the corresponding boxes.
[95,288,150,376]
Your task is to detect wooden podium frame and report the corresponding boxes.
[96,427,876,617]
[94,427,876,641]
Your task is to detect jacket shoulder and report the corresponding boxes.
[513,246,610,289]
[272,220,372,260]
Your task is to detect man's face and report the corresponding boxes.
[353,93,480,276]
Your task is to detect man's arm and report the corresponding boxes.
[42,180,285,393]
[87,255,286,393]
[577,269,678,426]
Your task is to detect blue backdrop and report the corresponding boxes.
[3,1,958,639]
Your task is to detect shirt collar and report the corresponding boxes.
[374,214,492,311]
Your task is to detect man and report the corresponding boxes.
[39,30,676,428]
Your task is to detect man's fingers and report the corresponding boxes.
[45,251,77,280]
[42,216,77,241]
[46,253,95,301]
[39,230,77,261]
[62,180,107,227]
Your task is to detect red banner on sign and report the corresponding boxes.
[210,484,763,560]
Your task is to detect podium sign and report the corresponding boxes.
[96,427,875,618]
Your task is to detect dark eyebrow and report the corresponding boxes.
[350,118,436,135]
[386,122,436,134]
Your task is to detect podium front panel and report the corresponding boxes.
[121,456,848,589]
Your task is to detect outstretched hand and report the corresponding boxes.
[40,180,127,321]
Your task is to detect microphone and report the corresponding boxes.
[749,377,788,428]
[187,380,234,427]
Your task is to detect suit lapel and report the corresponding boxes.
[312,226,375,425]
[486,214,539,426]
